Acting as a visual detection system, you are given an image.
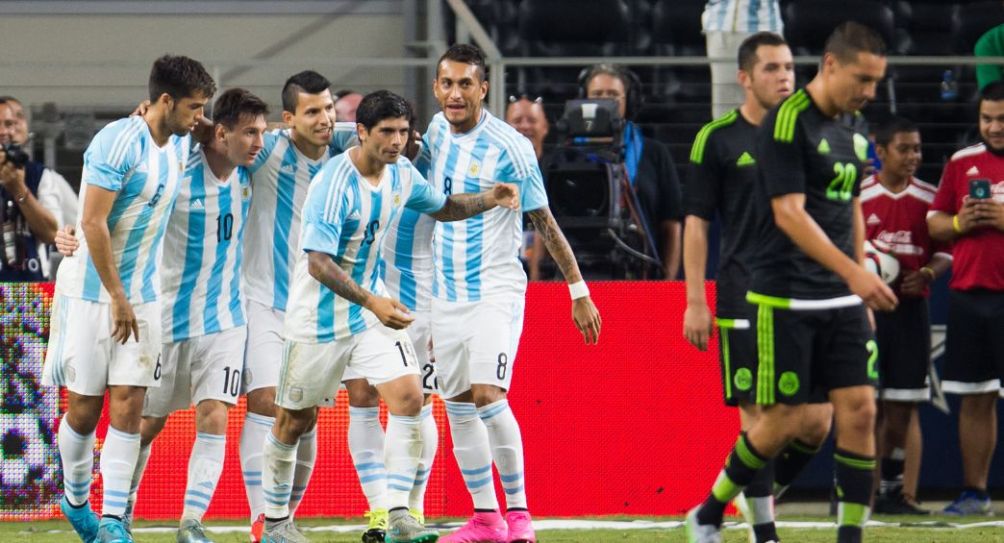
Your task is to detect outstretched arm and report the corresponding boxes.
[527,206,601,343]
[429,182,519,222]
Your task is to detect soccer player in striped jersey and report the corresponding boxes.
[42,55,215,543]
[237,71,357,541]
[261,90,519,543]
[685,23,897,543]
[418,44,601,543]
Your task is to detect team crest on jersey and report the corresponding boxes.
[853,133,870,162]
[393,192,402,207]
[242,186,252,200]
[468,161,481,177]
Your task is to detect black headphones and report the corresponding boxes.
[577,64,643,120]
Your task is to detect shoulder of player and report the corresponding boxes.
[483,115,536,175]
[689,109,740,164]
[769,89,812,143]
[859,175,884,202]
[949,142,987,163]
[910,177,938,194]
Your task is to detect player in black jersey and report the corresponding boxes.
[684,31,805,543]
[686,22,897,543]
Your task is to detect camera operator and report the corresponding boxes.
[0,99,59,281]
[581,64,684,278]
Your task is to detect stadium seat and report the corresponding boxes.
[649,0,709,103]
[782,0,897,55]
[955,1,1004,54]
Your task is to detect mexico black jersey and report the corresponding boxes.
[749,89,871,304]
[686,109,761,317]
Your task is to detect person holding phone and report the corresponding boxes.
[928,80,1004,516]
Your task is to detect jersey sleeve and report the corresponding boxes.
[82,122,141,192]
[931,160,959,214]
[684,135,723,220]
[504,138,548,212]
[758,115,807,198]
[249,129,282,174]
[329,122,359,156]
[404,162,447,213]
[413,131,433,177]
[300,175,347,256]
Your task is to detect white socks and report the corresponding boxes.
[410,403,438,512]
[445,400,498,511]
[127,443,151,513]
[181,432,226,522]
[58,418,95,507]
[240,412,274,520]
[479,400,527,510]
[384,413,423,510]
[348,406,388,511]
[100,427,141,518]
[289,427,317,515]
[262,432,296,520]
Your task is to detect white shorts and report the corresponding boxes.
[276,324,420,410]
[431,296,524,399]
[342,310,437,395]
[243,299,284,394]
[143,326,247,417]
[42,295,163,396]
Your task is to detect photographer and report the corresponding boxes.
[581,64,683,278]
[0,99,59,281]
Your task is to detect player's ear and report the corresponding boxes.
[479,80,489,101]
[737,69,750,89]
[355,122,367,143]
[156,93,173,107]
[215,123,227,143]
[281,110,294,127]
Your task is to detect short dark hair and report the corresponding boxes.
[874,117,918,147]
[738,32,788,72]
[356,90,413,131]
[581,64,631,95]
[0,96,21,106]
[281,70,331,113]
[981,80,1004,103]
[212,88,269,129]
[148,54,216,102]
[333,89,356,100]
[437,44,487,82]
[823,21,887,64]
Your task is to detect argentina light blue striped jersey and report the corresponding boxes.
[56,116,189,304]
[701,0,783,33]
[381,207,435,313]
[284,151,447,343]
[242,123,356,312]
[417,110,548,302]
[160,147,253,343]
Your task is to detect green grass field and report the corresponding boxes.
[6,517,1004,542]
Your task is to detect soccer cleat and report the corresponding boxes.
[943,490,992,516]
[505,510,536,543]
[362,508,389,543]
[61,496,100,543]
[261,518,309,543]
[873,488,929,516]
[386,508,439,543]
[122,499,134,535]
[439,511,507,543]
[96,517,133,543]
[409,509,426,527]
[177,519,214,543]
[685,507,722,543]
[250,514,265,543]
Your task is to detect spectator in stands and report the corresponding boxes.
[505,95,553,280]
[0,96,30,145]
[702,0,784,117]
[582,64,684,278]
[975,24,1004,92]
[928,81,1004,516]
[0,98,59,281]
[334,89,363,122]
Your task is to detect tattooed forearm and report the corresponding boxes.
[527,207,583,284]
[430,192,490,222]
[308,251,372,308]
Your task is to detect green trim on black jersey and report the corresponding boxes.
[690,109,739,164]
[756,303,776,405]
[746,291,792,309]
[773,89,810,143]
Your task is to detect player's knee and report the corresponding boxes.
[194,400,229,434]
[961,392,997,415]
[798,414,833,447]
[246,388,277,417]
[65,402,102,435]
[839,397,877,437]
[276,406,317,438]
[139,416,168,446]
[395,389,425,416]
[346,380,380,407]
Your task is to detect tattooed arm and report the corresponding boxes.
[526,206,602,344]
[307,251,414,329]
[429,182,519,221]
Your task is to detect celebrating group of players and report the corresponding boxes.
[41,44,601,543]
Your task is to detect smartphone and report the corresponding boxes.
[970,178,991,200]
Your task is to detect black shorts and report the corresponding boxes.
[751,302,876,405]
[874,297,931,401]
[717,317,757,406]
[943,289,1004,394]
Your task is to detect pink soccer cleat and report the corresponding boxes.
[505,510,536,543]
[440,511,508,543]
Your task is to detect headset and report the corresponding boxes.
[576,64,643,120]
